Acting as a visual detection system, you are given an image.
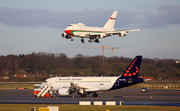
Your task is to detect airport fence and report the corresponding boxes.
[125,82,180,90]
[139,83,179,90]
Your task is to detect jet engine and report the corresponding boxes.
[97,34,105,39]
[118,32,127,37]
[58,88,70,96]
[61,33,72,39]
[61,33,67,38]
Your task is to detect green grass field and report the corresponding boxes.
[0,104,180,111]
[0,84,34,89]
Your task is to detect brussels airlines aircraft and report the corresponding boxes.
[61,11,143,43]
[38,56,146,98]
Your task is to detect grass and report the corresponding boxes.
[0,84,34,89]
[0,104,179,111]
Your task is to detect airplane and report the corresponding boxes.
[61,11,143,43]
[37,55,149,98]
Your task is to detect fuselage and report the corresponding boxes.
[38,56,144,98]
[61,11,143,43]
[42,76,119,91]
[64,23,114,38]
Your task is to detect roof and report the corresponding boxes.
[14,74,26,77]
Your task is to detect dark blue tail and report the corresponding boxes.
[109,56,143,90]
[119,56,142,79]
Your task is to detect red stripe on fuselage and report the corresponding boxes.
[65,30,73,36]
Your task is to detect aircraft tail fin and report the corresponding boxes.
[103,11,118,30]
[120,56,142,79]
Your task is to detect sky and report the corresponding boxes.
[0,0,180,59]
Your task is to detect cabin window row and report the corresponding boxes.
[55,81,111,83]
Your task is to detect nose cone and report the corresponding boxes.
[65,30,73,36]
[65,26,74,36]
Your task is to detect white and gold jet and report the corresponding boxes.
[61,11,143,43]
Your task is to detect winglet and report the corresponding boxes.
[103,11,118,30]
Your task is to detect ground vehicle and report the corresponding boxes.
[141,88,149,92]
[33,84,51,97]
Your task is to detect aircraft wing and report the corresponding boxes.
[70,83,88,89]
[69,83,100,93]
[86,33,106,36]
[83,28,144,37]
[106,28,144,35]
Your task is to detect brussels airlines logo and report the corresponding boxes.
[123,57,139,77]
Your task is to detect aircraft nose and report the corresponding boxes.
[65,30,73,36]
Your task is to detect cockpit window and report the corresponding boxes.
[44,81,47,83]
[69,25,72,26]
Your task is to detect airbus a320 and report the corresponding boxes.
[61,11,143,43]
[38,56,151,98]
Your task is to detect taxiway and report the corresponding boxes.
[0,89,180,106]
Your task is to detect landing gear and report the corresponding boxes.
[88,38,94,43]
[81,38,85,43]
[80,94,86,98]
[71,38,74,41]
[88,39,92,43]
[53,94,57,98]
[92,93,98,98]
[94,39,99,43]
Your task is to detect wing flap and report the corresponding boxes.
[106,28,144,35]
[70,83,100,92]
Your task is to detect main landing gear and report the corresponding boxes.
[88,39,93,43]
[94,39,99,43]
[88,38,99,43]
[81,38,99,43]
[81,38,85,43]
[92,93,98,98]
[80,94,86,98]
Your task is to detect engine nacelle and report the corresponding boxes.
[61,33,72,39]
[65,35,72,39]
[97,34,104,39]
[61,33,67,38]
[118,32,126,37]
[58,88,70,96]
[77,89,88,95]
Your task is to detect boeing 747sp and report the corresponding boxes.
[61,11,143,43]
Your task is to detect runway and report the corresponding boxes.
[0,89,180,106]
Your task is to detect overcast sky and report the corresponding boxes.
[0,0,180,59]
